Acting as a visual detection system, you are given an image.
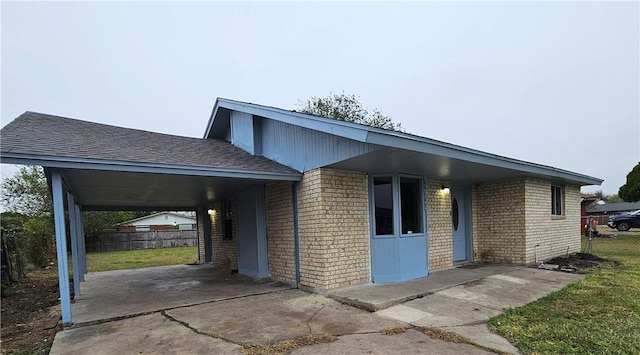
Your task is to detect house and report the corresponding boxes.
[117,212,196,232]
[586,202,640,216]
[0,98,602,325]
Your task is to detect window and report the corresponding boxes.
[551,185,563,216]
[374,177,394,235]
[400,177,422,234]
[223,199,233,240]
[373,175,424,236]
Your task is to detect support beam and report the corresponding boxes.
[67,192,81,298]
[51,171,72,326]
[76,204,87,280]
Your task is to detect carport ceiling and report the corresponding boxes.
[57,169,281,211]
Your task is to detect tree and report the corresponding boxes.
[619,162,640,202]
[297,92,404,132]
[1,166,51,218]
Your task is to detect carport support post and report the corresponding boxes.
[52,171,72,326]
[67,192,81,298]
[76,204,87,280]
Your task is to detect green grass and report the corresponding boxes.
[86,246,198,272]
[489,234,640,354]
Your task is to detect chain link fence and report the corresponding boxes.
[1,229,55,282]
[581,218,640,259]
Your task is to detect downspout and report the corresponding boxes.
[292,182,301,284]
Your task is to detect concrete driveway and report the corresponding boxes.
[50,264,583,354]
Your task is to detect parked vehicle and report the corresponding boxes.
[607,209,640,231]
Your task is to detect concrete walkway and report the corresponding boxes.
[51,264,583,354]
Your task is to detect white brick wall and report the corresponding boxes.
[297,168,370,290]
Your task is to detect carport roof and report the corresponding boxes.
[1,112,300,176]
[1,112,301,210]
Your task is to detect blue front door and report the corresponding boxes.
[370,175,427,283]
[452,188,469,262]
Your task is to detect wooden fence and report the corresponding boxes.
[87,230,197,252]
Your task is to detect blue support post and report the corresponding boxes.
[67,193,81,298]
[51,171,72,326]
[76,204,87,281]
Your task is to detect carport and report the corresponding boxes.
[0,112,302,326]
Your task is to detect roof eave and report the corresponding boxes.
[0,153,302,182]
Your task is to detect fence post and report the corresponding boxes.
[587,216,594,254]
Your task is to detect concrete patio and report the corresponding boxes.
[51,263,584,354]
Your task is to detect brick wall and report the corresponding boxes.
[472,179,527,264]
[196,207,205,263]
[211,199,238,270]
[297,168,370,290]
[524,180,581,263]
[264,182,297,284]
[426,181,453,270]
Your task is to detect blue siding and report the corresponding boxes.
[236,185,269,278]
[261,119,380,172]
[371,237,400,283]
[399,236,428,281]
[230,111,255,153]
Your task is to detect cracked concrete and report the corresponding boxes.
[50,264,582,354]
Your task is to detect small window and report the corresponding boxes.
[223,200,233,240]
[374,177,394,235]
[400,177,422,234]
[551,185,563,216]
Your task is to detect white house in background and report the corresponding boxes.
[118,212,196,232]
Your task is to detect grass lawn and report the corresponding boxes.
[86,246,198,272]
[489,234,640,354]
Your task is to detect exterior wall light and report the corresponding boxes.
[207,209,215,216]
[441,186,450,194]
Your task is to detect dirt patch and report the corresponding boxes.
[545,253,618,270]
[1,269,63,355]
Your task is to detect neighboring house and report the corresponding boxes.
[0,98,602,325]
[117,212,196,232]
[586,202,640,216]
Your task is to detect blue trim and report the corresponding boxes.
[0,153,302,181]
[204,98,602,186]
[51,171,72,326]
[67,192,81,298]
[292,182,300,284]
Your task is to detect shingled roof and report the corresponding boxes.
[1,111,300,176]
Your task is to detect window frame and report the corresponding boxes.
[551,185,564,216]
[370,174,425,239]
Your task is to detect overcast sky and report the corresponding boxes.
[1,1,638,195]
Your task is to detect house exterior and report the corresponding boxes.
[117,212,196,232]
[586,202,640,216]
[0,98,602,325]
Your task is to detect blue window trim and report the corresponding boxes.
[369,173,426,240]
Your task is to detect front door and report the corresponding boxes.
[452,188,469,262]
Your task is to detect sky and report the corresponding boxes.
[1,1,639,196]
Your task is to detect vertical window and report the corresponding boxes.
[374,177,394,235]
[400,177,422,234]
[223,199,233,239]
[551,185,563,216]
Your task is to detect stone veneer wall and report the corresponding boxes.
[472,179,527,264]
[524,180,581,263]
[211,198,238,270]
[297,168,370,290]
[426,181,453,270]
[264,182,297,284]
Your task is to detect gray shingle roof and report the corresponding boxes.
[1,111,300,175]
[586,202,640,213]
